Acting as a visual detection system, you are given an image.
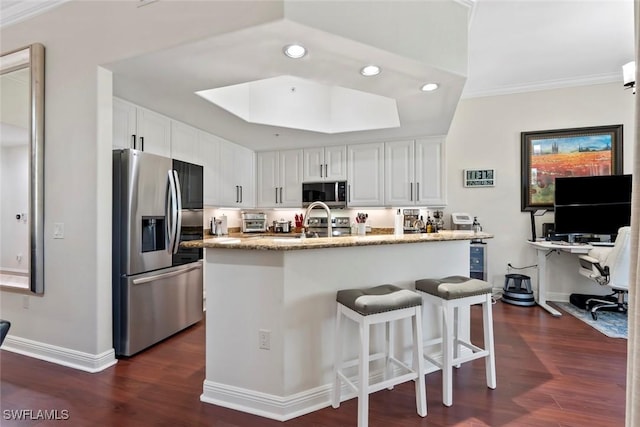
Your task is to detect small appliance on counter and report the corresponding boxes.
[210,215,228,236]
[403,209,421,233]
[433,210,445,231]
[273,219,292,233]
[241,212,267,233]
[451,212,474,231]
[307,216,351,237]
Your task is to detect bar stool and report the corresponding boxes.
[415,275,496,407]
[332,284,427,427]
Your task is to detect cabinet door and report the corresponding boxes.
[347,142,384,206]
[384,140,415,206]
[302,147,324,182]
[256,151,279,207]
[171,121,200,164]
[235,144,255,208]
[113,98,137,149]
[279,149,303,207]
[136,107,171,157]
[199,131,221,207]
[218,140,238,206]
[324,145,347,180]
[415,137,446,206]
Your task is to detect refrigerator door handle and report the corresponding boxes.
[172,170,183,254]
[132,263,202,285]
[166,170,179,254]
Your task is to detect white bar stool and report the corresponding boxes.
[332,284,427,427]
[415,275,496,407]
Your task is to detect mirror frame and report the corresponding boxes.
[0,43,45,294]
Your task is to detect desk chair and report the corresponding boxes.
[0,319,10,346]
[578,226,630,320]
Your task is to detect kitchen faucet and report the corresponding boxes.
[303,201,332,238]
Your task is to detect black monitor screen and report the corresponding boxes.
[554,174,632,236]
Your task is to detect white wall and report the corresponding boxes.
[0,145,29,272]
[446,83,635,299]
[0,0,282,367]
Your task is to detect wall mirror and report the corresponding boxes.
[0,43,45,294]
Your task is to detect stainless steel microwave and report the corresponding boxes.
[302,181,347,208]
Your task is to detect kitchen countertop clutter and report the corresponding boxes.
[182,230,493,251]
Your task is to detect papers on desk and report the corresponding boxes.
[591,242,614,247]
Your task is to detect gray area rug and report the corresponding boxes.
[554,301,627,339]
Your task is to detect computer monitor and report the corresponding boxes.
[554,174,632,238]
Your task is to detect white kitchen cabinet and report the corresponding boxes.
[112,98,171,157]
[415,137,446,206]
[302,145,347,182]
[347,142,384,206]
[384,137,446,206]
[256,150,303,208]
[219,140,255,208]
[199,131,221,207]
[171,121,201,165]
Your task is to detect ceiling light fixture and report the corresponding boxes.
[360,65,381,77]
[421,83,439,92]
[622,61,635,94]
[283,44,307,59]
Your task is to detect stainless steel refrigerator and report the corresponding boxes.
[112,149,204,357]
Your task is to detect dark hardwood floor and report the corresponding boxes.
[0,301,627,427]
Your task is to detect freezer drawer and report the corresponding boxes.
[115,261,203,356]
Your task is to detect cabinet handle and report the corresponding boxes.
[320,164,323,178]
[275,187,278,204]
[280,187,283,204]
[416,182,420,201]
[140,136,144,152]
[410,182,413,201]
[131,135,136,150]
[240,185,243,203]
[236,186,239,203]
[325,164,328,177]
[348,184,351,203]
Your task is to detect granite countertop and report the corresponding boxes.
[182,230,493,251]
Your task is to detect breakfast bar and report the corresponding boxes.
[183,231,493,420]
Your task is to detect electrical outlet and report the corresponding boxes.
[259,329,271,350]
[53,223,64,239]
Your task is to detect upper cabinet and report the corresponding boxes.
[199,131,221,207]
[219,141,255,208]
[347,142,384,207]
[302,145,347,182]
[256,149,304,208]
[384,137,446,207]
[171,121,201,165]
[113,98,171,157]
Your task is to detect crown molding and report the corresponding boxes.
[0,0,70,29]
[462,72,622,99]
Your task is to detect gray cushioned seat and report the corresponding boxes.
[415,275,492,300]
[337,284,422,316]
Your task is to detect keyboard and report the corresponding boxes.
[590,242,614,247]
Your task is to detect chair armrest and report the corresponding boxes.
[578,255,609,283]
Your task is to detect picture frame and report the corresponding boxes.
[521,124,623,211]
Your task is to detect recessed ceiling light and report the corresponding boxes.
[283,44,307,59]
[421,83,439,92]
[360,65,381,77]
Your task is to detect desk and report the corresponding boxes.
[527,241,592,317]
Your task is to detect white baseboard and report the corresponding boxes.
[201,380,330,422]
[1,335,117,373]
[201,349,454,421]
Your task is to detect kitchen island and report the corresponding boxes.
[184,231,493,420]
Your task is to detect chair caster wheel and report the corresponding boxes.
[591,311,598,321]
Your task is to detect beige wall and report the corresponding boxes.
[446,83,635,297]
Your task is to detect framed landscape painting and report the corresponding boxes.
[521,124,623,211]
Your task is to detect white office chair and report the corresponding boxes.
[578,226,630,320]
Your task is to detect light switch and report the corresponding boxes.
[53,223,64,239]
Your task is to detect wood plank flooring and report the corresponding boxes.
[0,301,627,426]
